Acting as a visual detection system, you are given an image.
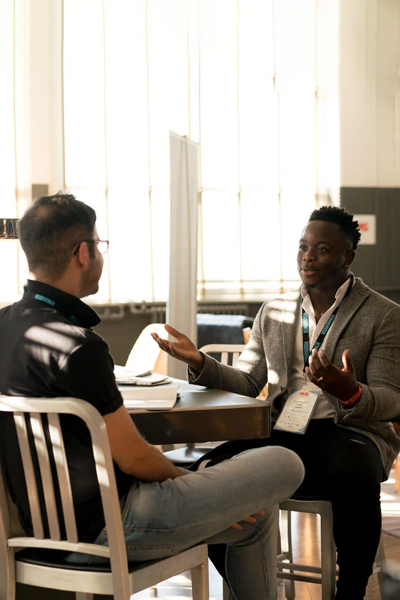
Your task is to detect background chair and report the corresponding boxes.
[0,396,209,600]
[125,323,168,376]
[221,497,387,600]
[277,497,386,600]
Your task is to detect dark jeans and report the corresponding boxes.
[190,419,384,600]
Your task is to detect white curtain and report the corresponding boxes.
[0,0,29,304]
[0,0,339,305]
[63,0,339,304]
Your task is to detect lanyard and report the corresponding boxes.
[302,275,354,370]
[23,291,83,327]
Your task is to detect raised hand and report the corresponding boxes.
[151,324,205,372]
[306,348,358,401]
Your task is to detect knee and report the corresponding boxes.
[276,447,305,494]
[240,446,305,496]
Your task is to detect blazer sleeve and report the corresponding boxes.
[338,304,400,422]
[188,303,269,397]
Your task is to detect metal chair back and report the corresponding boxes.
[199,344,245,367]
[0,396,130,599]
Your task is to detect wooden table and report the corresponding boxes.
[127,379,271,444]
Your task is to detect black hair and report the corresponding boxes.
[308,206,361,250]
[19,192,97,280]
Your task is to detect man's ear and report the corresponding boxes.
[345,249,356,266]
[76,241,89,270]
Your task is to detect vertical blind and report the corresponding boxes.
[0,0,339,305]
[64,0,339,304]
[0,0,28,304]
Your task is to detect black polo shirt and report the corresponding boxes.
[0,280,132,542]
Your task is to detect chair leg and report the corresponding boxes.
[0,550,16,600]
[191,549,209,600]
[277,510,295,600]
[284,511,295,600]
[320,509,336,600]
[222,578,232,600]
[375,536,386,599]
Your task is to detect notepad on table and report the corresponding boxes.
[114,365,172,386]
[120,384,178,411]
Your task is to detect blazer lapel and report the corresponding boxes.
[324,279,370,356]
[280,289,301,376]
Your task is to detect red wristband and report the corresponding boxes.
[340,384,362,406]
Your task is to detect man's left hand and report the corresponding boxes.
[306,348,358,402]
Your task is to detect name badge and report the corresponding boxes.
[274,383,319,434]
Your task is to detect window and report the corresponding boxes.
[0,0,29,304]
[63,0,339,304]
[0,0,339,305]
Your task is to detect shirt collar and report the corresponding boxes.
[23,279,101,329]
[301,274,354,314]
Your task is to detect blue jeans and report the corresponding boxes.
[90,446,304,599]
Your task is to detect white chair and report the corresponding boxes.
[198,344,245,367]
[163,344,246,465]
[0,395,209,600]
[125,323,168,376]
[277,498,386,600]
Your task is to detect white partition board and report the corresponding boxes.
[167,132,198,379]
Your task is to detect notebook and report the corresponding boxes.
[119,384,178,411]
[114,365,172,386]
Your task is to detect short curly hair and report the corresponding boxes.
[308,206,361,250]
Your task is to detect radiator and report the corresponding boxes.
[96,302,249,322]
[129,302,249,323]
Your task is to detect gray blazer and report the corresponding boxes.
[190,278,400,478]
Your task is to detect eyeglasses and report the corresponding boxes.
[72,239,109,256]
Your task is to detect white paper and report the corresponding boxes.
[120,385,178,411]
[114,365,171,386]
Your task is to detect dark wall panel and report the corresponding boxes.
[374,188,400,288]
[340,186,400,305]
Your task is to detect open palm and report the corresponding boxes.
[151,324,204,372]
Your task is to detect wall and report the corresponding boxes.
[340,187,400,305]
[338,0,400,304]
[339,0,400,188]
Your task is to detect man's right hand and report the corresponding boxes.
[151,324,205,373]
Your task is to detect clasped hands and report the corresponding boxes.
[306,348,358,402]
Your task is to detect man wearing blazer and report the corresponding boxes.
[153,206,400,600]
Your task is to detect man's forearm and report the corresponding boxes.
[126,441,184,482]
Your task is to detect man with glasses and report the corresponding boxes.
[0,192,304,600]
